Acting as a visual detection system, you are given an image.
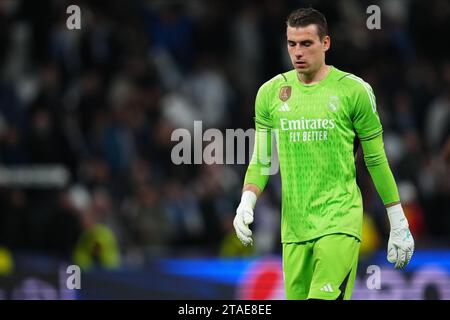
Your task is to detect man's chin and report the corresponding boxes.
[295,67,311,74]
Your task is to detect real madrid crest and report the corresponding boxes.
[328,95,339,112]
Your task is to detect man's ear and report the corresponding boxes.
[323,35,331,52]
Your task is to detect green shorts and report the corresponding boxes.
[282,233,360,300]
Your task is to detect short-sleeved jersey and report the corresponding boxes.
[253,66,382,243]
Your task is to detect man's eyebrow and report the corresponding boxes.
[287,39,314,43]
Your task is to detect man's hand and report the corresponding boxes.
[233,191,257,246]
[387,204,415,269]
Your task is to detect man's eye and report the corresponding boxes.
[288,42,296,46]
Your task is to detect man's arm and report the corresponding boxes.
[360,134,400,206]
[234,84,273,246]
[234,123,272,246]
[347,75,414,269]
[242,183,262,198]
[360,134,415,269]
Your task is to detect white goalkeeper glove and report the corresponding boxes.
[233,191,257,246]
[387,204,415,269]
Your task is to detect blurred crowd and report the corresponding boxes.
[0,0,449,270]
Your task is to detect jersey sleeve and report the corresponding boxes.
[350,78,383,140]
[243,84,273,191]
[243,122,272,191]
[254,84,273,129]
[360,134,400,205]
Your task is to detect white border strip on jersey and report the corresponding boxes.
[346,75,377,113]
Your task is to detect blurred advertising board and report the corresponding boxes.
[0,250,449,299]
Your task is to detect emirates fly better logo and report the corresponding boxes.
[280,117,336,142]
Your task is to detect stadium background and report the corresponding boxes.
[0,0,449,299]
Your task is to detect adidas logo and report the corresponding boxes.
[320,283,334,293]
[278,102,290,112]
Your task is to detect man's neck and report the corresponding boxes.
[297,64,331,85]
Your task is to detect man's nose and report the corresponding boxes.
[295,45,303,58]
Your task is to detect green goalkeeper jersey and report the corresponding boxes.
[244,66,383,243]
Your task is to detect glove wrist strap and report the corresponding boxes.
[387,203,408,229]
[241,190,257,209]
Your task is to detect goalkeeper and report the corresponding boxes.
[234,8,414,300]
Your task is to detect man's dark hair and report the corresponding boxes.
[286,8,328,40]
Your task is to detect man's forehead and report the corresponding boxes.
[286,25,320,40]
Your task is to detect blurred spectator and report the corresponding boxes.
[0,246,14,276]
[44,187,84,259]
[193,164,241,252]
[72,185,121,270]
[182,54,231,128]
[163,179,204,249]
[143,2,194,72]
[230,2,264,94]
[425,88,450,153]
[398,181,426,238]
[359,212,381,260]
[121,183,173,256]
